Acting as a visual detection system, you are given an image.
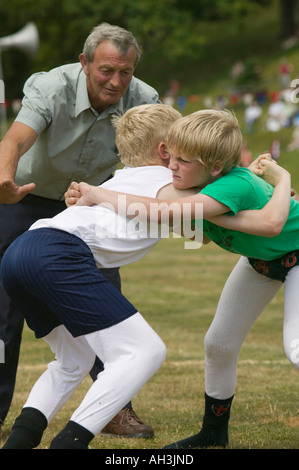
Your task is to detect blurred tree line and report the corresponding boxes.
[1,0,299,99]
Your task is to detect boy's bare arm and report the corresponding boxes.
[65,182,200,207]
[66,182,201,207]
[72,181,212,243]
[75,182,230,222]
[71,160,291,238]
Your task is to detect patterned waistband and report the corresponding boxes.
[248,251,299,283]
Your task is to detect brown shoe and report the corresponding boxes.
[101,408,154,438]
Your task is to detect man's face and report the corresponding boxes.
[80,40,137,112]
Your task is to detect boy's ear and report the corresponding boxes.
[211,160,224,177]
[158,142,170,161]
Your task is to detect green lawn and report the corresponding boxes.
[2,98,299,450]
[1,238,298,449]
[1,2,299,448]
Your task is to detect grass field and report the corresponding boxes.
[2,103,299,451]
[1,236,299,450]
[1,3,299,449]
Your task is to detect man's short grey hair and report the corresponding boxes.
[82,22,142,66]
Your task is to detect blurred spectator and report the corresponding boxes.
[244,100,262,133]
[293,111,299,127]
[169,80,180,95]
[266,96,286,132]
[231,61,245,80]
[162,96,175,106]
[165,79,180,97]
[177,96,187,111]
[240,141,252,167]
[255,91,267,106]
[280,89,298,127]
[278,57,293,89]
[269,138,281,160]
[216,95,228,110]
[243,93,254,107]
[230,93,240,106]
[188,95,200,103]
[162,79,181,106]
[203,96,213,108]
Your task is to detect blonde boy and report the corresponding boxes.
[0,103,195,450]
[75,108,297,449]
[7,105,257,449]
[78,109,290,237]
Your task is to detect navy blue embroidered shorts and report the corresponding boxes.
[248,250,299,283]
[1,228,137,338]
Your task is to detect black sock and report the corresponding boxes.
[163,393,233,449]
[2,407,48,449]
[49,421,94,449]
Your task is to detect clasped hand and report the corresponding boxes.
[64,181,94,207]
[249,153,290,188]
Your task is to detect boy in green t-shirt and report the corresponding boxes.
[83,108,299,449]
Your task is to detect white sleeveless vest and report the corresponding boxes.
[30,166,172,268]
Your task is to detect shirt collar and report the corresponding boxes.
[75,69,91,117]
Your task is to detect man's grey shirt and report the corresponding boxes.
[15,63,160,200]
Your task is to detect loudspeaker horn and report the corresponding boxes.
[0,22,39,57]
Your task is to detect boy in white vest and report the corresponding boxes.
[1,105,279,449]
[0,103,197,449]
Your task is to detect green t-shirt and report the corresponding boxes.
[199,167,299,260]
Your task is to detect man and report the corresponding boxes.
[0,22,160,437]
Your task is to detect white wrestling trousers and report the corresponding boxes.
[23,312,166,436]
[204,256,299,399]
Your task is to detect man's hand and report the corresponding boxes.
[0,178,35,204]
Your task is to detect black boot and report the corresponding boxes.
[163,393,233,449]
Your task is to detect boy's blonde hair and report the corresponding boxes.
[166,109,243,174]
[113,104,182,167]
